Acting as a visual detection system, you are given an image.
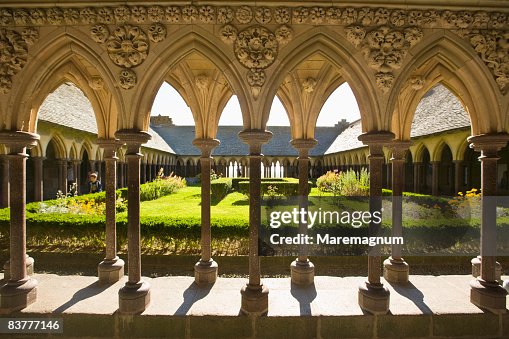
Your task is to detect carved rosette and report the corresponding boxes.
[91,23,166,90]
[458,29,509,94]
[346,25,423,93]
[0,27,38,94]
[233,26,278,97]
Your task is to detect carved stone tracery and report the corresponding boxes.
[0,27,37,94]
[0,4,506,94]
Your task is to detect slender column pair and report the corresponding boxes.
[357,132,393,314]
[96,139,124,283]
[290,139,317,286]
[0,131,39,313]
[193,138,220,284]
[468,134,509,314]
[238,130,272,315]
[115,130,151,314]
[384,141,412,283]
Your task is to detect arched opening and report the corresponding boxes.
[405,152,414,192]
[438,145,454,196]
[422,148,431,195]
[80,150,90,194]
[43,140,60,200]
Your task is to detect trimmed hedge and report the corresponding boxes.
[211,178,232,201]
[237,178,311,197]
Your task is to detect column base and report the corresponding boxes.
[470,279,507,314]
[0,278,38,313]
[358,282,390,315]
[290,259,314,286]
[383,257,409,283]
[3,256,34,281]
[118,281,151,315]
[194,259,218,285]
[240,284,269,315]
[98,258,124,283]
[471,257,502,282]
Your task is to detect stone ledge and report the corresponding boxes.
[0,273,507,338]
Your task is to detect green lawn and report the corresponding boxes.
[136,186,249,221]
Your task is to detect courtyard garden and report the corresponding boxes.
[0,170,508,259]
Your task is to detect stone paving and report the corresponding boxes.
[1,273,508,338]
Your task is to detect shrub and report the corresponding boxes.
[211,178,232,201]
[138,174,186,202]
[317,169,369,196]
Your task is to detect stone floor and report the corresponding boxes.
[1,273,508,338]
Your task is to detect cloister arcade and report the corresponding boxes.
[0,1,508,323]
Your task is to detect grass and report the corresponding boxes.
[2,184,509,256]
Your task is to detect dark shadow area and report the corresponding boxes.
[174,281,213,315]
[387,281,432,314]
[290,282,317,315]
[53,280,116,313]
[232,199,249,206]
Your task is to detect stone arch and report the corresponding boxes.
[80,140,94,161]
[456,138,470,162]
[265,28,381,134]
[6,29,121,139]
[389,31,503,140]
[132,28,248,133]
[432,139,454,162]
[413,143,429,163]
[45,134,67,159]
[69,144,79,161]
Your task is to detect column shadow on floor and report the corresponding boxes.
[53,281,116,313]
[290,282,317,316]
[387,281,432,314]
[174,282,213,315]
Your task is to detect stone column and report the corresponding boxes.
[290,139,317,286]
[89,160,96,174]
[118,161,125,188]
[97,160,102,182]
[32,157,44,202]
[413,162,422,193]
[468,134,509,313]
[386,163,392,189]
[0,131,39,312]
[431,161,440,196]
[116,130,151,314]
[384,141,411,283]
[193,138,220,284]
[141,162,147,184]
[97,139,124,283]
[0,155,9,208]
[72,160,81,194]
[453,160,463,195]
[238,130,272,315]
[358,132,393,315]
[57,159,68,195]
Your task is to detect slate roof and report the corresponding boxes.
[38,83,470,157]
[410,84,470,138]
[38,83,174,153]
[325,84,470,155]
[324,119,364,154]
[151,125,341,157]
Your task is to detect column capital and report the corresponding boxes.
[0,131,39,154]
[358,131,394,156]
[238,130,272,155]
[72,159,81,165]
[390,140,412,161]
[291,138,317,158]
[192,138,220,158]
[115,130,151,155]
[468,133,509,156]
[96,138,122,155]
